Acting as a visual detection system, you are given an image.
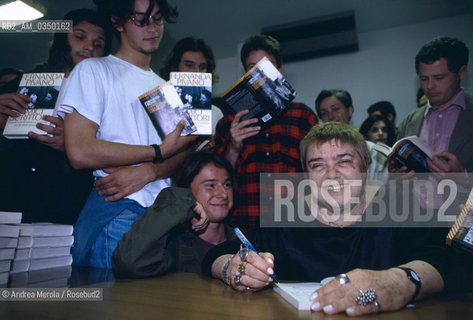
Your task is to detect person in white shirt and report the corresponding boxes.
[59,0,196,268]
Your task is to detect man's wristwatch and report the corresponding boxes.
[396,267,421,304]
[151,144,163,163]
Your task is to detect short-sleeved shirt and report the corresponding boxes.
[59,55,171,207]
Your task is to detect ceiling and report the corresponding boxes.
[167,0,473,59]
[2,0,473,70]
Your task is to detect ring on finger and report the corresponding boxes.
[335,273,351,285]
[239,247,249,262]
[234,274,242,286]
[238,261,247,275]
[374,299,381,312]
[355,288,377,306]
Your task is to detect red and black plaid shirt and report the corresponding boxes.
[214,102,317,231]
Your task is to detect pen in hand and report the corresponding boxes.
[233,227,279,284]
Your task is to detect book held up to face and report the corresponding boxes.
[170,72,212,135]
[220,56,296,126]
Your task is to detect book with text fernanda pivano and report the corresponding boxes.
[3,73,64,139]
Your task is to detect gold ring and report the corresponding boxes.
[238,261,247,274]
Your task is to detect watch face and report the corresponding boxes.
[400,267,421,302]
[410,270,421,282]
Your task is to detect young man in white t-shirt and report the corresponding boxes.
[59,0,196,268]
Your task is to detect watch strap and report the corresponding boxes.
[396,267,421,304]
[151,144,163,163]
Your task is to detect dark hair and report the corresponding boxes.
[47,8,111,73]
[300,122,371,173]
[314,89,353,119]
[359,114,396,147]
[159,36,218,82]
[415,36,469,73]
[416,87,427,108]
[416,87,425,102]
[95,0,178,37]
[173,152,234,188]
[240,35,282,70]
[367,100,396,123]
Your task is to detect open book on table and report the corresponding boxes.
[273,282,322,310]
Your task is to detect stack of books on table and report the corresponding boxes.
[10,223,74,275]
[0,211,22,286]
[8,265,72,288]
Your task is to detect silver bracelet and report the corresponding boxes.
[222,255,234,286]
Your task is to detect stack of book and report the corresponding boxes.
[8,265,72,288]
[11,223,73,274]
[0,211,22,285]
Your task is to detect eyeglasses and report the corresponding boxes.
[129,12,163,27]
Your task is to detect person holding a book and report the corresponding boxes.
[159,36,224,131]
[0,8,111,140]
[203,122,470,316]
[214,34,317,231]
[58,0,197,268]
[394,37,473,177]
[112,152,235,278]
[0,8,111,225]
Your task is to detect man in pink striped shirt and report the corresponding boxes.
[395,37,472,176]
[392,37,472,211]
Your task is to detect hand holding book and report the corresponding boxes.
[0,93,31,130]
[428,151,465,173]
[3,72,64,139]
[160,120,198,160]
[379,137,469,186]
[372,136,433,173]
[229,110,261,151]
[139,81,197,140]
[220,56,296,127]
[28,114,65,152]
[428,151,469,187]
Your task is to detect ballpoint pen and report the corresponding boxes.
[234,227,279,284]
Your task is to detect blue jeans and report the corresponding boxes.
[72,188,146,268]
